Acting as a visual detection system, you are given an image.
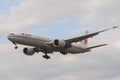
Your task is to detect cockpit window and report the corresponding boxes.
[21,33,32,36]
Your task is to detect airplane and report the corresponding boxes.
[7,26,119,59]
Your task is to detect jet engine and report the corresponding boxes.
[23,47,35,56]
[53,39,66,48]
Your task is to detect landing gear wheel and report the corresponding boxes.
[60,50,67,55]
[15,46,18,49]
[43,55,51,59]
[13,42,18,49]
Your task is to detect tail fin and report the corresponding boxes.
[81,30,89,47]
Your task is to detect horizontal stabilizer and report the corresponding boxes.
[86,44,107,49]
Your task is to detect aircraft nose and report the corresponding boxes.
[7,35,12,40]
[7,33,14,41]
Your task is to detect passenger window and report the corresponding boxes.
[22,33,24,35]
[11,33,14,35]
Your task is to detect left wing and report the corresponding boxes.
[65,26,119,44]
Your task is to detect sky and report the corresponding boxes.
[0,0,120,80]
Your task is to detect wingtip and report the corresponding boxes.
[103,44,107,46]
[113,26,119,28]
[101,44,107,46]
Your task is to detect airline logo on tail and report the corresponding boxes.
[82,30,89,47]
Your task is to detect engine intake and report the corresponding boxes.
[53,39,66,48]
[23,47,35,56]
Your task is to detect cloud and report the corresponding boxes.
[113,41,120,51]
[0,0,119,33]
[0,44,120,80]
[79,0,120,26]
[0,0,84,33]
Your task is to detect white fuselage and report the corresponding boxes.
[7,32,89,54]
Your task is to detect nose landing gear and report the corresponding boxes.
[12,42,18,49]
[15,46,18,49]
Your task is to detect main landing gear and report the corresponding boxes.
[43,53,51,59]
[60,50,67,55]
[13,42,18,49]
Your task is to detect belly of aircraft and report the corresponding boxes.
[67,47,88,54]
[14,36,89,54]
[15,37,49,48]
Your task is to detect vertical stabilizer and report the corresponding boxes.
[81,30,89,48]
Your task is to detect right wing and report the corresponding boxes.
[65,26,119,44]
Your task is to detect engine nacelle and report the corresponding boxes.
[53,39,66,48]
[23,47,35,56]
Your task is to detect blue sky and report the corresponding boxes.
[23,19,80,38]
[0,0,80,43]
[0,0,93,43]
[0,0,120,80]
[0,0,20,13]
[0,0,20,44]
